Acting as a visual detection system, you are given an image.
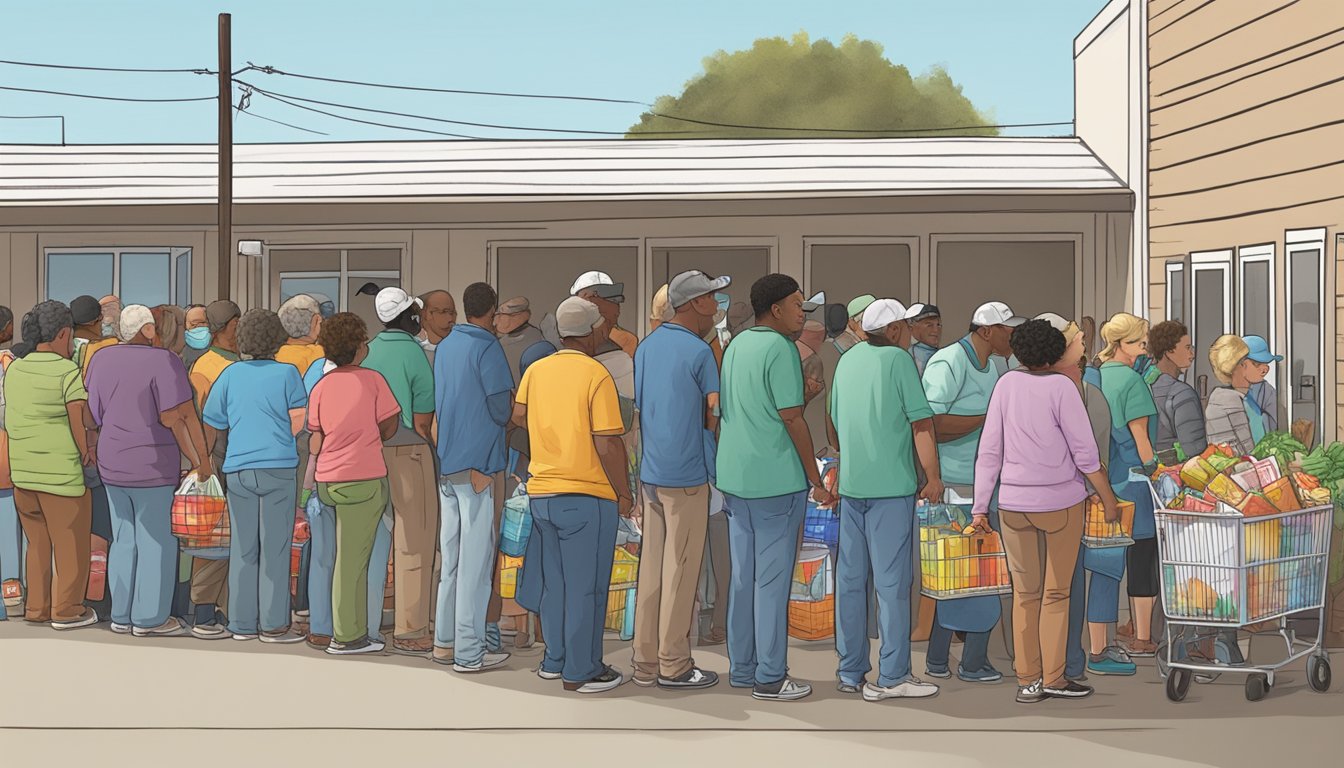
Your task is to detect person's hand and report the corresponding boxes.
[1141,459,1160,477]
[811,482,837,509]
[194,457,214,482]
[969,513,994,535]
[918,476,945,505]
[82,444,98,468]
[617,495,634,519]
[1103,496,1120,524]
[804,377,823,402]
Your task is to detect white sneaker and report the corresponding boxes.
[326,637,386,656]
[260,628,307,644]
[752,678,812,701]
[52,609,98,631]
[111,623,132,635]
[232,632,259,641]
[862,677,940,702]
[133,618,189,638]
[454,651,511,673]
[191,623,229,640]
[537,668,563,681]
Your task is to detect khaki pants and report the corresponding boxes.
[191,557,229,614]
[632,484,709,680]
[13,487,92,623]
[385,444,439,641]
[1000,504,1085,687]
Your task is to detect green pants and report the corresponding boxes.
[318,478,391,644]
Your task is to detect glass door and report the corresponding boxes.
[1287,238,1324,444]
[1189,251,1232,402]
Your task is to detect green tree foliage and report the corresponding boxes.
[627,32,997,139]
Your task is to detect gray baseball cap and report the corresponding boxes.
[555,297,605,338]
[667,270,732,309]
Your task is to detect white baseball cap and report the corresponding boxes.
[556,296,605,338]
[375,287,424,323]
[570,270,625,299]
[971,301,1027,329]
[861,298,910,332]
[668,270,732,308]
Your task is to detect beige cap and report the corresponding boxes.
[498,297,530,316]
[556,297,605,338]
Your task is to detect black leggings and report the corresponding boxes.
[1127,537,1160,598]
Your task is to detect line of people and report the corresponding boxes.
[0,268,1282,702]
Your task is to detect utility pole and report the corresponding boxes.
[217,12,233,301]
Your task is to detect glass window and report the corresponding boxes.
[1191,267,1228,400]
[1289,246,1322,442]
[46,252,113,305]
[120,252,170,307]
[496,246,638,333]
[348,276,400,331]
[280,276,340,319]
[1167,264,1184,323]
[347,249,400,272]
[934,241,1075,329]
[176,250,193,307]
[1241,260,1271,340]
[808,243,912,312]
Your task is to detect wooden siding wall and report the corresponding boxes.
[1147,0,1344,439]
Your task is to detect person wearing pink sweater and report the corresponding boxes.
[970,319,1120,704]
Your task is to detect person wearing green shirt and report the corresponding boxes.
[826,299,943,703]
[920,300,1024,684]
[717,274,835,703]
[3,301,100,630]
[362,287,439,657]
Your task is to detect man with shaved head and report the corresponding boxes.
[418,290,457,367]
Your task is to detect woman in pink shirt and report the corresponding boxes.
[971,319,1120,704]
[307,313,401,656]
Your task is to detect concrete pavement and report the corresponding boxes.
[0,619,1339,766]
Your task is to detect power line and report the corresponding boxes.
[0,114,66,144]
[235,80,701,136]
[0,58,213,75]
[234,106,329,136]
[0,84,214,103]
[246,88,482,139]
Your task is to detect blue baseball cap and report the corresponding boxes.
[1243,335,1282,364]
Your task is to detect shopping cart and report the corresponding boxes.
[1155,501,1334,702]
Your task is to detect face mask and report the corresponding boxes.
[101,322,116,338]
[185,327,212,350]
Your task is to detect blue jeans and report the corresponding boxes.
[836,495,916,688]
[105,484,177,629]
[434,471,499,666]
[307,497,391,641]
[927,620,991,673]
[724,491,806,688]
[226,468,298,635]
[0,488,19,621]
[531,494,618,684]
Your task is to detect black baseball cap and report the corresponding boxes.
[70,295,102,325]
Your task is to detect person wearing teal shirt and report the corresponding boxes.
[1093,313,1161,668]
[906,303,942,375]
[717,274,835,703]
[920,300,1024,684]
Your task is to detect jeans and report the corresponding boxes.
[927,621,991,673]
[319,478,391,644]
[226,468,298,635]
[836,496,916,688]
[724,491,806,688]
[531,494,618,684]
[0,488,23,583]
[433,470,499,667]
[105,484,177,629]
[307,497,392,641]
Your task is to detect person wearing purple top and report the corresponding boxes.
[970,319,1120,705]
[86,305,213,638]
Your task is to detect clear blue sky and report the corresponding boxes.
[0,0,1110,145]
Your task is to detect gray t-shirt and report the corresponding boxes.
[498,324,544,388]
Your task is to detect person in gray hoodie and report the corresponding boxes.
[1147,321,1208,460]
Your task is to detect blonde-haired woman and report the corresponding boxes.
[1205,335,1278,456]
[1088,313,1161,669]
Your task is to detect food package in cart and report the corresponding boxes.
[1261,476,1301,513]
[1205,473,1248,508]
[1180,457,1218,492]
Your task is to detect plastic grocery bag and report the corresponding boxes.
[500,484,532,558]
[171,472,230,548]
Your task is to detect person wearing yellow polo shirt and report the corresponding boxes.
[512,296,631,695]
[275,294,326,378]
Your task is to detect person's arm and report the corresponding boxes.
[66,400,96,467]
[590,371,633,516]
[932,414,986,443]
[596,434,633,516]
[511,402,528,430]
[825,408,839,455]
[412,412,434,441]
[1171,386,1209,456]
[412,354,437,442]
[288,408,306,437]
[1086,468,1122,522]
[970,395,1004,525]
[1128,418,1156,466]
[913,419,943,503]
[781,405,830,504]
[922,358,982,442]
[379,414,400,442]
[204,424,219,455]
[161,400,212,480]
[304,431,322,492]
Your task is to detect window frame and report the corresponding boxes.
[1236,242,1276,388]
[43,246,192,306]
[1285,228,1327,442]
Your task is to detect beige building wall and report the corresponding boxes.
[1146,0,1344,440]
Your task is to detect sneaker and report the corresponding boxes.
[191,622,229,640]
[563,665,625,694]
[1121,637,1158,658]
[52,609,98,631]
[259,628,306,644]
[700,627,727,646]
[390,638,433,657]
[1016,679,1046,704]
[537,668,563,681]
[632,673,659,688]
[133,617,189,638]
[453,652,510,673]
[1065,671,1088,683]
[862,677,940,701]
[306,634,332,650]
[431,647,454,666]
[1044,680,1095,699]
[1116,621,1135,640]
[925,666,952,679]
[2,579,23,608]
[752,678,813,702]
[1087,646,1137,676]
[658,667,719,690]
[231,632,259,641]
[837,678,866,694]
[111,622,132,635]
[957,665,1003,683]
[326,637,386,656]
